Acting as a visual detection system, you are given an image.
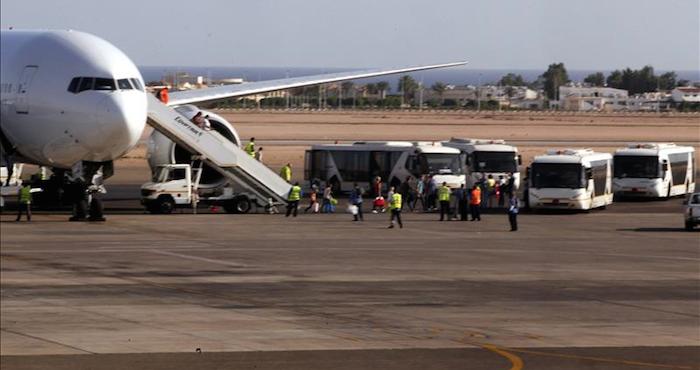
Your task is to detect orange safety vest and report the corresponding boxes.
[470,188,481,205]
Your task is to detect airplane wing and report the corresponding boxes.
[166,61,467,106]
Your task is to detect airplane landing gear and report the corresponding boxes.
[68,161,112,222]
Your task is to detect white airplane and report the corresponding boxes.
[0,29,465,220]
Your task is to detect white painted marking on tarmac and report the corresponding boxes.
[4,247,697,262]
[150,249,248,268]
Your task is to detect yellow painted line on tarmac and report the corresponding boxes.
[482,344,524,370]
[506,347,696,369]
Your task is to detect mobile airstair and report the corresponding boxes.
[146,94,291,208]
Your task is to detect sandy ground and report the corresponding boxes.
[113,111,700,184]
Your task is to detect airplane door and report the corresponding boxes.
[16,65,38,114]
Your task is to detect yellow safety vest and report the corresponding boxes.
[19,186,32,204]
[438,185,451,202]
[245,142,255,157]
[288,185,301,201]
[390,193,402,210]
[280,166,291,181]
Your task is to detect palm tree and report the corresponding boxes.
[365,83,377,96]
[431,82,447,106]
[398,75,418,106]
[376,81,390,99]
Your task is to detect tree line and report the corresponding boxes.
[209,63,693,109]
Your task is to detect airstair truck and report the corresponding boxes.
[143,94,291,214]
[141,162,257,214]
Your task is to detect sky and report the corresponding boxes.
[1,0,698,71]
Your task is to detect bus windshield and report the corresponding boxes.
[472,151,517,172]
[419,153,463,175]
[614,155,659,179]
[531,163,584,189]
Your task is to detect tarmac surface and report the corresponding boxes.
[1,191,699,369]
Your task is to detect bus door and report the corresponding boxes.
[589,160,609,197]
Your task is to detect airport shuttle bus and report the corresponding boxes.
[528,149,613,210]
[443,138,521,190]
[304,141,465,193]
[613,143,695,198]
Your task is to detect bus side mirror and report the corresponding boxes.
[662,163,668,172]
[585,168,593,179]
[517,154,522,165]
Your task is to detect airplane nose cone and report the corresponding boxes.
[94,92,147,159]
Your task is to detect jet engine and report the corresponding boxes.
[147,105,241,191]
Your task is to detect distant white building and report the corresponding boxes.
[671,87,700,103]
[558,86,629,111]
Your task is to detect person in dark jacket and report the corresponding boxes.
[508,192,519,231]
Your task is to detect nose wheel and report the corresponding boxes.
[68,161,111,222]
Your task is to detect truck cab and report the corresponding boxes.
[141,163,254,214]
[141,164,199,214]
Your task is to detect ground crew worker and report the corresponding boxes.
[280,163,292,182]
[438,182,451,221]
[245,137,256,157]
[255,147,264,162]
[508,192,519,231]
[286,182,302,217]
[16,184,32,222]
[470,184,482,221]
[387,187,403,228]
[486,174,496,208]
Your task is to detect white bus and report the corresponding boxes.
[613,143,695,198]
[443,138,521,190]
[528,149,613,210]
[304,141,465,193]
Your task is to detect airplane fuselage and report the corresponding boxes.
[0,29,147,169]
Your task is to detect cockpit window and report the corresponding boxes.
[68,77,80,93]
[78,77,94,92]
[117,79,133,90]
[130,78,144,91]
[94,78,116,91]
[69,77,142,93]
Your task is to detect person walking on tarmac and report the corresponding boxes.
[508,192,519,231]
[438,182,451,221]
[15,183,32,222]
[245,137,256,157]
[286,182,302,217]
[470,184,482,221]
[349,183,364,221]
[387,186,403,229]
[280,163,292,183]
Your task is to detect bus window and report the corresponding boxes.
[614,156,659,179]
[330,151,369,181]
[531,163,584,189]
[370,151,389,180]
[418,153,463,175]
[472,151,517,172]
[307,150,328,181]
